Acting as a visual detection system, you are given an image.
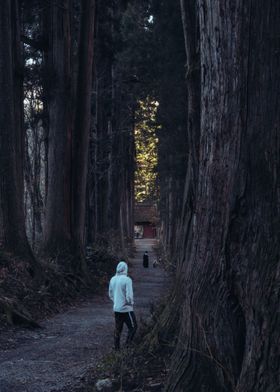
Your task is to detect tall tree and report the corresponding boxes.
[72,0,96,254]
[176,0,200,256]
[43,0,72,256]
[151,0,188,254]
[43,0,96,262]
[165,1,280,391]
[0,0,35,267]
[86,0,135,245]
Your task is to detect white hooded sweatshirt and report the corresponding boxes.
[109,261,134,312]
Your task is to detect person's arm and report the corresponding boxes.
[109,279,114,302]
[125,278,134,306]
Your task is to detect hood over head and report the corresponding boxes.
[116,261,128,275]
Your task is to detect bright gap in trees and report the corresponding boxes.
[134,97,160,239]
[134,97,159,203]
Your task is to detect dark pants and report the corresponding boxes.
[114,311,137,350]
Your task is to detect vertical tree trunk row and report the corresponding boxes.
[1,0,138,275]
[0,0,35,266]
[43,0,97,264]
[86,0,135,247]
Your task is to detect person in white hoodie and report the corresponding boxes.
[109,261,137,350]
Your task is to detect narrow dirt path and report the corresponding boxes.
[0,239,168,392]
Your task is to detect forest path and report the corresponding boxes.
[0,239,168,392]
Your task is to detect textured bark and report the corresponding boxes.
[89,0,115,237]
[166,1,280,391]
[156,0,188,256]
[72,0,95,253]
[43,0,72,254]
[43,0,96,261]
[176,0,201,260]
[180,0,200,178]
[0,0,35,264]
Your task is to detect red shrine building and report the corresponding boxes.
[134,202,159,239]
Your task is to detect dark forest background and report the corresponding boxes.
[0,0,279,391]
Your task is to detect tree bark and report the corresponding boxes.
[176,0,201,259]
[72,0,96,254]
[166,1,280,391]
[43,0,96,264]
[0,0,35,266]
[155,0,188,257]
[43,0,73,255]
[91,0,113,237]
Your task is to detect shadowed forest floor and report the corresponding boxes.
[0,239,168,392]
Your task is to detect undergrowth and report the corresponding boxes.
[0,231,130,330]
[62,298,174,392]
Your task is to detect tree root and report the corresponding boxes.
[0,296,41,328]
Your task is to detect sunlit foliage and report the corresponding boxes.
[134,98,159,202]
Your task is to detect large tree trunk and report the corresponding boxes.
[176,0,200,258]
[43,0,96,264]
[0,0,35,266]
[43,0,72,255]
[155,0,188,257]
[86,0,112,239]
[166,1,280,391]
[72,0,95,254]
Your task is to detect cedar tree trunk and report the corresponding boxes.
[72,0,95,254]
[0,0,35,265]
[166,1,280,391]
[43,0,72,255]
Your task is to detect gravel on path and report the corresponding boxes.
[0,239,168,392]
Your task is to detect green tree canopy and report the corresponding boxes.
[134,97,159,203]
